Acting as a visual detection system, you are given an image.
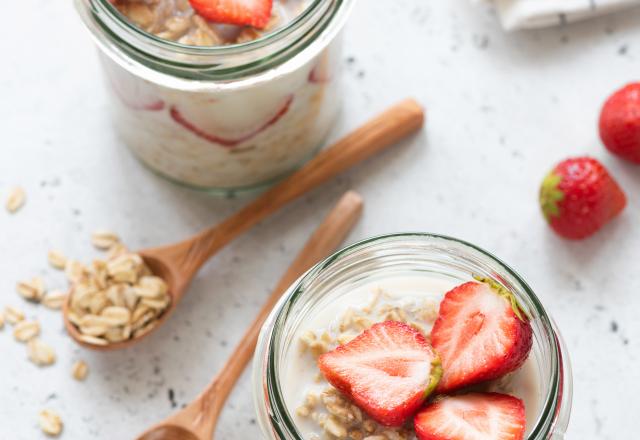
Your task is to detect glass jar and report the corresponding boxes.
[75,0,354,193]
[253,233,572,439]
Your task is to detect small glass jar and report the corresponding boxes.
[253,233,572,439]
[75,0,354,193]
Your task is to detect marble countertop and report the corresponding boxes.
[1,0,639,438]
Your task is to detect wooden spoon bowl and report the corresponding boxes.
[63,99,424,350]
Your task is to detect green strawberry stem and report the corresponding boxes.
[540,171,565,222]
[473,276,530,322]
[425,358,443,398]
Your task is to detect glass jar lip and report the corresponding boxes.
[94,0,330,54]
[264,232,565,439]
[78,0,354,85]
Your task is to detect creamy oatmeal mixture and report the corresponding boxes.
[285,276,541,440]
[101,0,341,190]
[113,0,310,46]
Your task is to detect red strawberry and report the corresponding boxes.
[414,393,526,440]
[188,0,273,29]
[539,157,626,240]
[318,321,442,427]
[599,82,640,164]
[431,280,532,394]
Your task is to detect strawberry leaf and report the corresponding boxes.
[540,171,564,221]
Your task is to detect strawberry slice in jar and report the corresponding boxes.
[169,93,293,148]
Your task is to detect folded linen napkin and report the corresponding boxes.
[490,0,640,30]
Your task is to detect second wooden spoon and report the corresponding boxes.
[135,190,363,440]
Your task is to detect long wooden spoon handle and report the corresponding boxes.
[200,191,363,424]
[181,99,422,277]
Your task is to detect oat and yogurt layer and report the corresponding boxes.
[286,276,540,439]
[113,0,309,46]
[103,0,341,190]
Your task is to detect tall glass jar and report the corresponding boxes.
[75,0,355,193]
[253,233,572,439]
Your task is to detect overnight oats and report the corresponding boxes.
[75,0,354,192]
[253,234,573,440]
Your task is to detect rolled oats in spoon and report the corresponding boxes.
[65,237,170,346]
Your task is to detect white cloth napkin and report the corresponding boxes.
[490,0,640,30]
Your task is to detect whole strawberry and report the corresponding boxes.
[539,157,626,240]
[599,83,640,163]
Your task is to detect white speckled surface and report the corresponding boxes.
[1,0,639,438]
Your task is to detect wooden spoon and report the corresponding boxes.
[63,98,423,350]
[135,190,363,440]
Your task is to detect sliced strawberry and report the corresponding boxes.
[318,321,442,427]
[414,393,526,440]
[170,95,292,148]
[188,0,273,29]
[431,280,532,393]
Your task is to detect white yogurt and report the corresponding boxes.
[281,275,541,439]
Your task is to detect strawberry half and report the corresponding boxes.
[188,0,273,29]
[539,157,626,240]
[318,321,442,427]
[599,82,640,164]
[431,280,532,394]
[414,393,526,440]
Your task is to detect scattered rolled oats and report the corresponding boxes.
[13,320,40,342]
[324,416,348,438]
[28,339,56,366]
[72,360,89,381]
[91,229,121,250]
[42,290,67,310]
[4,305,25,325]
[5,186,26,213]
[16,276,46,303]
[47,250,68,270]
[39,409,63,437]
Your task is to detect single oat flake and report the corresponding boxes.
[5,187,25,213]
[4,305,25,325]
[91,229,121,250]
[27,338,56,366]
[47,250,68,270]
[16,277,46,303]
[39,409,63,437]
[42,290,67,310]
[72,360,89,381]
[13,320,40,342]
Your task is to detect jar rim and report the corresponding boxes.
[262,232,569,439]
[76,0,354,82]
[94,0,327,53]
